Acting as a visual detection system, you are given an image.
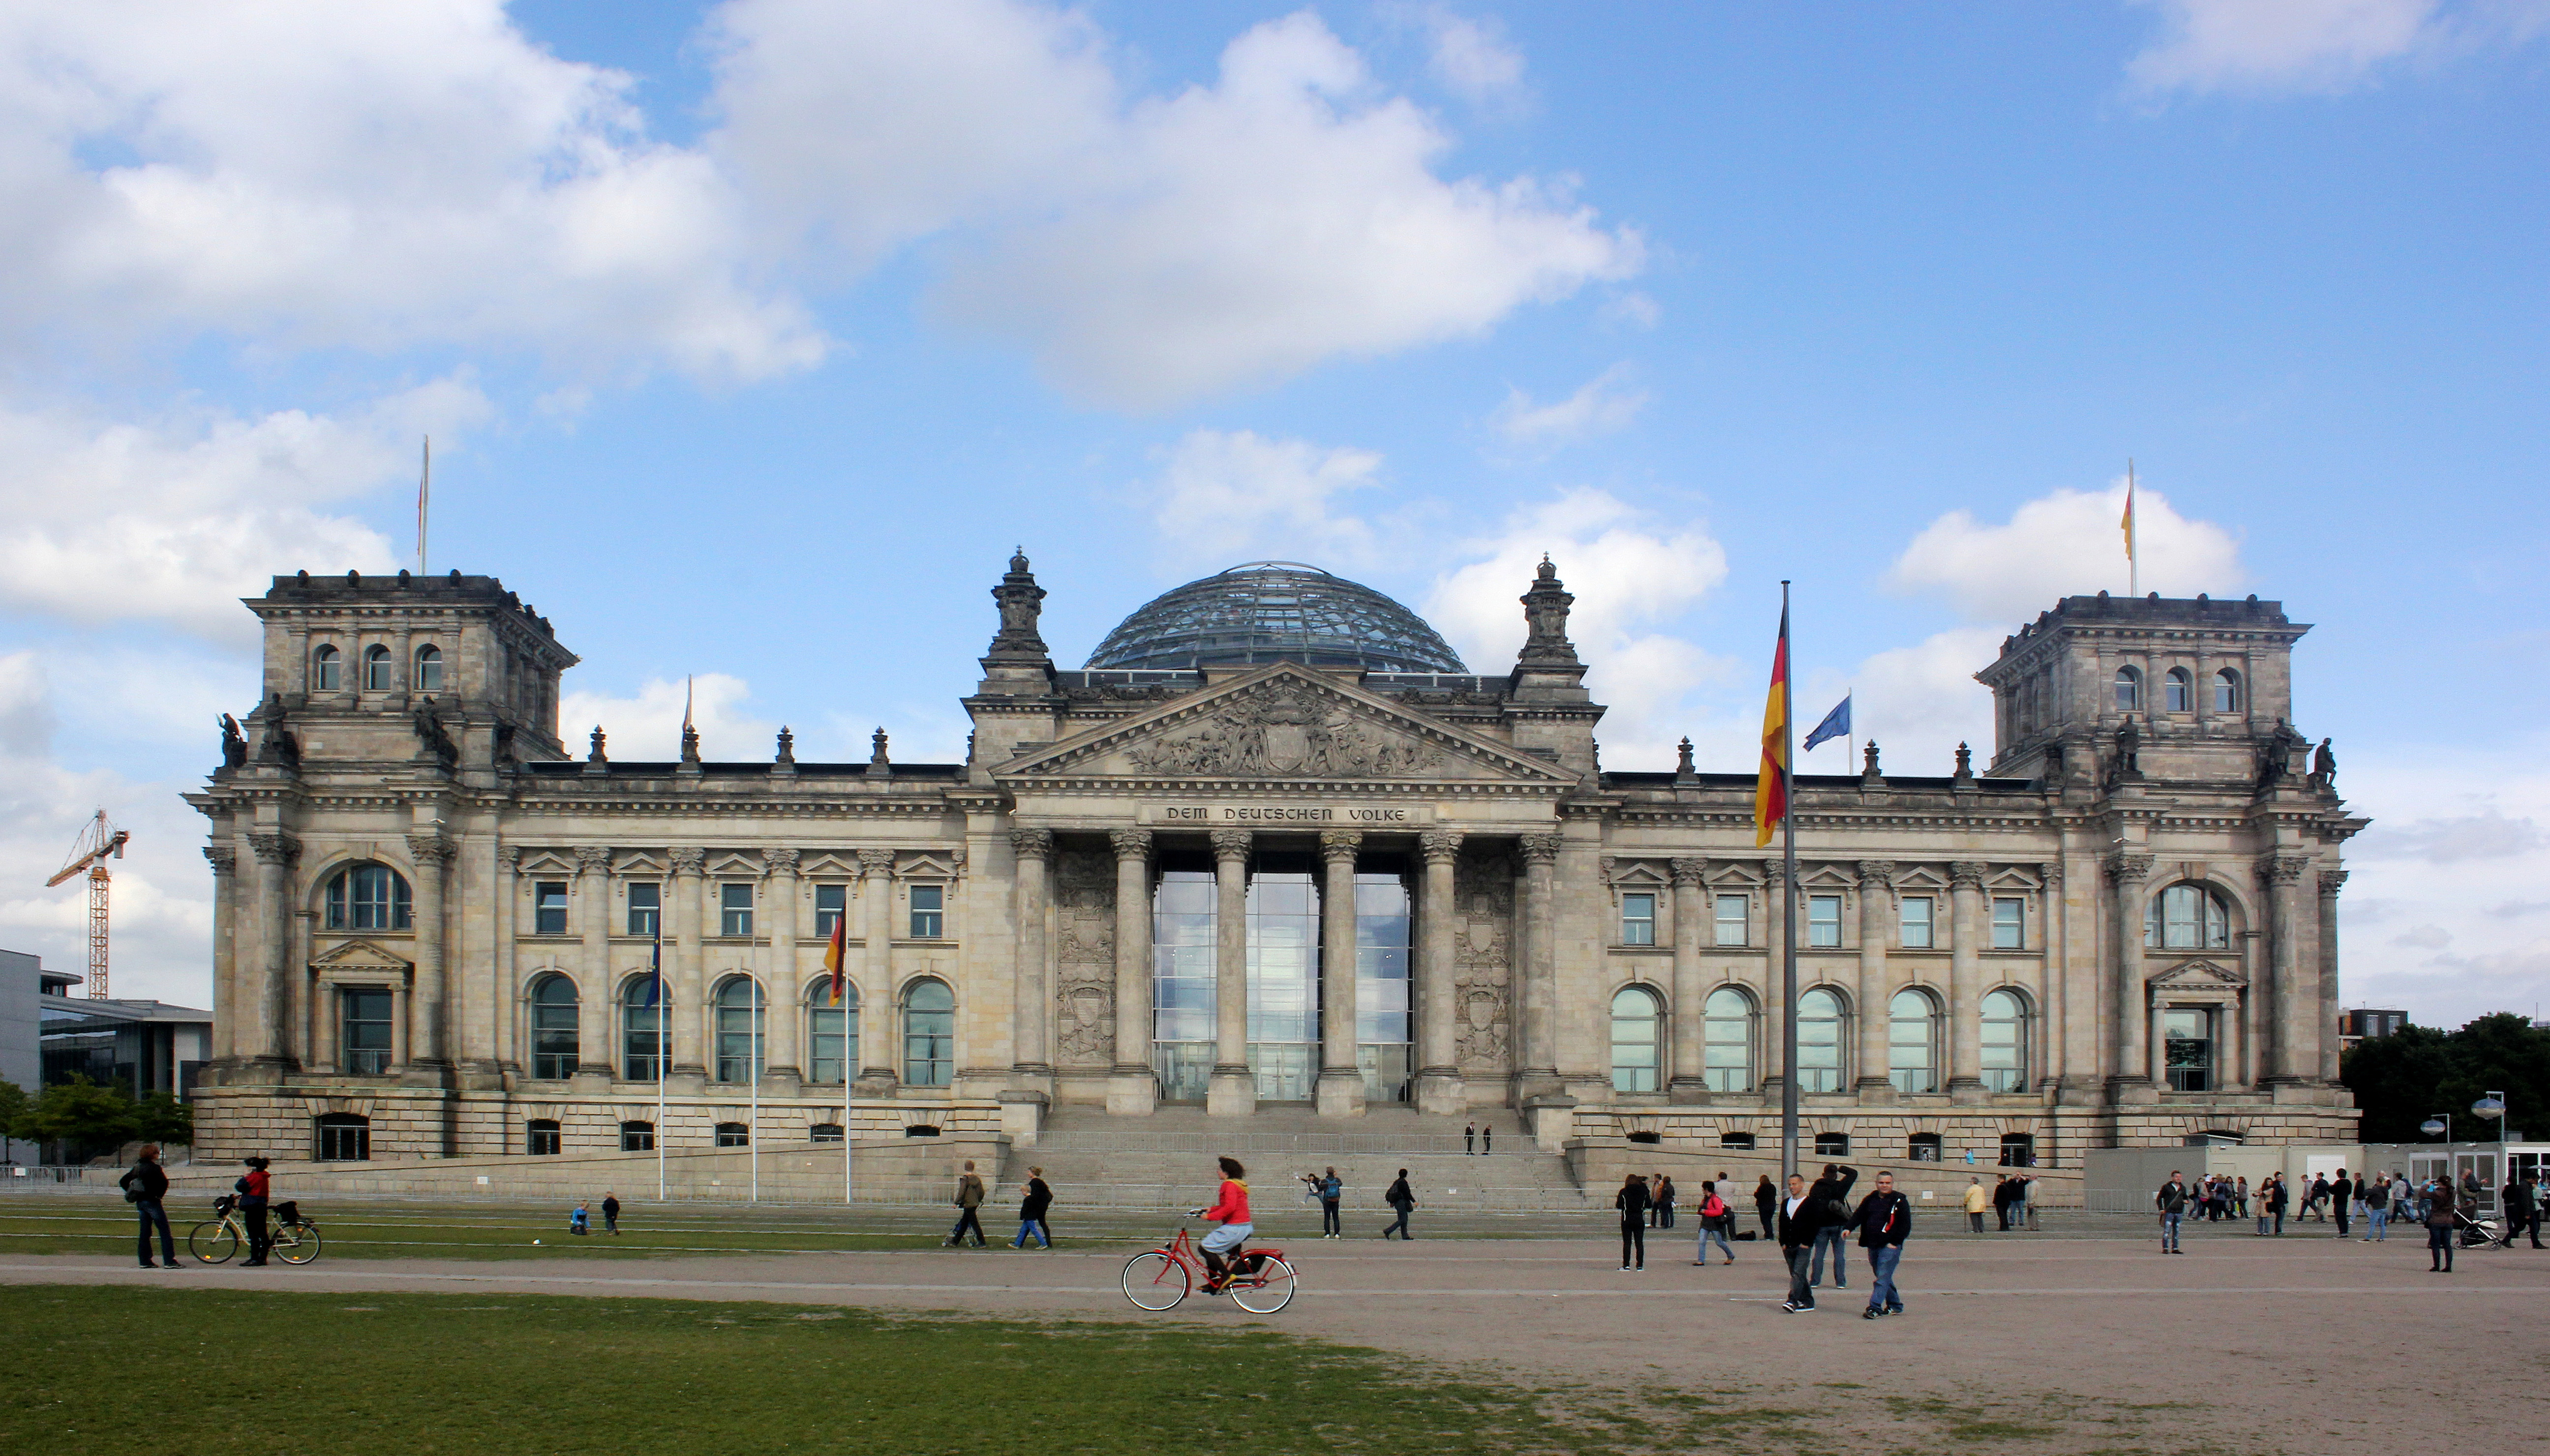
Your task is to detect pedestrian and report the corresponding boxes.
[2424,1182,2457,1273]
[1481,1124,1492,1153]
[2331,1169,2354,1240]
[1849,1168,1912,1318]
[1753,1174,1779,1241]
[1317,1166,1343,1239]
[118,1144,179,1270]
[235,1156,273,1267]
[1963,1176,1988,1233]
[1655,1174,1677,1229]
[2155,1169,2190,1255]
[946,1159,987,1247]
[2363,1176,2390,1243]
[1464,1121,1476,1154]
[1615,1172,1650,1271]
[1012,1165,1053,1248]
[570,1201,590,1235]
[1777,1172,1822,1312]
[1382,1168,1417,1239]
[1807,1162,1857,1289]
[1693,1179,1736,1266]
[602,1192,620,1235]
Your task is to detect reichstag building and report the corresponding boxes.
[188,554,2365,1164]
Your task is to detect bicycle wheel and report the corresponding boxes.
[188,1220,238,1265]
[1121,1250,1189,1310]
[271,1222,321,1265]
[1229,1256,1296,1314]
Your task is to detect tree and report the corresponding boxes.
[22,1076,140,1159]
[2344,1014,2550,1144]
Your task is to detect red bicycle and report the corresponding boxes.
[1122,1223,1297,1313]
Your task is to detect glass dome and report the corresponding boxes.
[1086,562,1468,674]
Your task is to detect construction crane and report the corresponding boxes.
[46,810,129,1001]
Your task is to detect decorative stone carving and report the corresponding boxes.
[573,845,612,875]
[203,845,238,876]
[1948,861,1987,891]
[1054,847,1116,1068]
[248,832,300,866]
[1518,832,1561,865]
[1209,828,1252,862]
[668,846,706,877]
[1419,829,1462,866]
[1670,856,1706,887]
[1319,830,1363,862]
[1123,680,1449,779]
[1453,848,1515,1072]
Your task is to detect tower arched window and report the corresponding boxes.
[529,974,579,1080]
[2214,669,2240,713]
[2114,666,2142,712]
[323,863,411,931]
[414,643,444,692]
[363,643,394,691]
[1887,988,1941,1094]
[713,977,764,1084]
[1796,988,1845,1093]
[622,978,665,1082]
[1701,986,1754,1092]
[2164,667,2193,713]
[808,980,857,1086]
[2145,882,2233,949]
[1609,985,1663,1093]
[1979,988,2030,1092]
[902,978,954,1087]
[311,643,341,692]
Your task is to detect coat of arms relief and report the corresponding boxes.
[1122,683,1448,779]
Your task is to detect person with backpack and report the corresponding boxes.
[1614,1172,1650,1271]
[118,1144,179,1270]
[1381,1169,1417,1239]
[2155,1170,2191,1254]
[1316,1167,1343,1239]
[945,1160,988,1247]
[1849,1169,1912,1318]
[1692,1179,1736,1266]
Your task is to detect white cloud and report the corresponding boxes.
[1887,479,2246,625]
[1420,6,1527,105]
[559,673,776,764]
[1144,429,1385,567]
[2125,0,2550,96]
[1488,363,1648,453]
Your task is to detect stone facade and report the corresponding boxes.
[187,560,2365,1168]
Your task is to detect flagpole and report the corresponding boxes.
[1779,581,1800,1185]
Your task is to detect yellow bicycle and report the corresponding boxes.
[189,1196,321,1265]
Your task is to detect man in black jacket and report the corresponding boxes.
[1850,1170,1912,1318]
[1806,1162,1858,1289]
[1777,1171,1821,1311]
[118,1145,179,1270]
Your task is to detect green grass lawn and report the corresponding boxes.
[0,1285,1796,1456]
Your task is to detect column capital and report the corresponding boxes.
[2103,850,2154,885]
[668,845,706,878]
[572,845,612,875]
[765,847,801,875]
[1855,859,1895,889]
[2317,868,2349,897]
[203,845,237,876]
[248,831,300,867]
[1209,828,1252,862]
[1418,828,1463,865]
[1518,832,1561,865]
[861,846,902,874]
[1319,829,1363,863]
[1109,826,1153,861]
[1669,856,1706,887]
[1948,861,1988,891]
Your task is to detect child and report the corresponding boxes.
[570,1202,591,1236]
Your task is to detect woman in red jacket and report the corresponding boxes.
[1188,1156,1253,1293]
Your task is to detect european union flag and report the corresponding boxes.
[1803,694,1851,752]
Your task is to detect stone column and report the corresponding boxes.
[2317,869,2346,1084]
[1516,833,1563,1092]
[1414,829,1463,1114]
[764,848,802,1087]
[247,833,299,1066]
[1762,859,1788,1093]
[1853,861,1895,1098]
[1668,857,1707,1101]
[856,848,898,1087]
[574,846,612,1066]
[1010,830,1054,1080]
[1315,830,1365,1117]
[2262,853,2312,1086]
[1108,828,1157,1115]
[1207,828,1255,1117]
[204,846,238,1064]
[668,847,708,1090]
[1946,861,1987,1102]
[2105,851,2155,1101]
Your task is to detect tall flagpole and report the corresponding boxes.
[1779,581,1800,1183]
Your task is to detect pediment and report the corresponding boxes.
[310,939,411,972]
[998,663,1570,788]
[2149,958,2245,987]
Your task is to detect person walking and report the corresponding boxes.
[2331,1170,2354,1240]
[601,1192,621,1235]
[1464,1122,1476,1155]
[1753,1174,1779,1241]
[1615,1172,1651,1271]
[946,1160,988,1247]
[2424,1182,2457,1273]
[1693,1180,1736,1266]
[2155,1170,2190,1255]
[1807,1163,1857,1289]
[235,1156,273,1267]
[1777,1172,1823,1312]
[1850,1169,1912,1318]
[1382,1169,1417,1239]
[1963,1176,1988,1233]
[1316,1167,1343,1239]
[1655,1174,1677,1229]
[118,1144,179,1270]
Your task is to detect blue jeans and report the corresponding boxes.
[1865,1244,1903,1312]
[2366,1208,2388,1241]
[1011,1218,1049,1248]
[135,1199,174,1264]
[2161,1213,2182,1250]
[1697,1225,1734,1263]
[1809,1226,1849,1286]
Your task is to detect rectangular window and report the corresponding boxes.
[1714,893,1748,947]
[341,989,393,1075]
[720,882,753,937]
[1992,896,2024,950]
[533,881,568,936]
[814,883,846,938]
[626,882,660,937]
[1807,894,1843,948]
[909,883,945,939]
[1620,892,1656,946]
[1900,896,1934,949]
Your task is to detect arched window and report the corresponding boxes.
[619,1120,654,1151]
[1979,989,2030,1092]
[324,863,412,931]
[1796,988,1845,1093]
[529,974,579,1080]
[414,643,444,692]
[1887,988,1940,1094]
[1701,987,1754,1092]
[2164,667,2193,713]
[526,1119,561,1156]
[713,978,764,1084]
[901,978,955,1087]
[363,643,394,691]
[311,642,341,692]
[622,978,665,1082]
[2113,666,2142,711]
[2213,668,2240,713]
[807,980,858,1085]
[315,1112,370,1162]
[2144,882,2233,949]
[1609,985,1663,1093]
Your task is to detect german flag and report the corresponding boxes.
[823,904,848,1005]
[1754,603,1789,847]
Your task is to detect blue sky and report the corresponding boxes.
[0,1,2543,1026]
